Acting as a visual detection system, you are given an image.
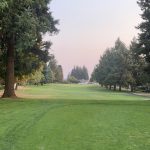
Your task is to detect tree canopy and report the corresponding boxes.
[43,55,64,83]
[70,66,89,81]
[137,0,150,66]
[0,0,58,97]
[91,38,149,91]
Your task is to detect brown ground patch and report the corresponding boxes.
[0,86,30,99]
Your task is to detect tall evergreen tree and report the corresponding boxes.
[129,38,150,91]
[137,0,150,67]
[42,63,53,83]
[91,38,131,91]
[47,55,64,83]
[55,65,64,82]
[70,66,89,80]
[82,66,89,80]
[0,0,58,97]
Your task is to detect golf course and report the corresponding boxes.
[0,84,150,150]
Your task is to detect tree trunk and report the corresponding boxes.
[114,84,116,91]
[2,38,16,98]
[119,84,122,92]
[109,85,112,90]
[130,85,134,92]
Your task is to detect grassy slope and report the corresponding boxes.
[0,84,150,150]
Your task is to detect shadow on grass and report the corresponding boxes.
[87,85,131,93]
[0,85,150,108]
[1,97,150,108]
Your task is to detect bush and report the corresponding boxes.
[67,76,80,84]
[61,80,69,84]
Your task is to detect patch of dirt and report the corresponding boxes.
[0,86,30,99]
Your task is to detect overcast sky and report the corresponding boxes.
[44,0,142,78]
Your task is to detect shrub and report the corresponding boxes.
[67,76,80,84]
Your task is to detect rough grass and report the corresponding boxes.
[0,84,150,150]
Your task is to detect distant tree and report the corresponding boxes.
[113,38,131,91]
[42,64,53,83]
[70,66,89,80]
[28,66,45,85]
[55,65,63,82]
[67,75,80,84]
[46,55,64,83]
[82,66,89,80]
[91,38,132,91]
[91,64,103,84]
[48,55,57,81]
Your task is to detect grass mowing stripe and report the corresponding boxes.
[0,102,68,150]
[0,84,150,150]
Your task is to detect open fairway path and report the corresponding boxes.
[0,84,150,150]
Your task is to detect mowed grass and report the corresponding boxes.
[0,84,150,150]
[16,84,149,101]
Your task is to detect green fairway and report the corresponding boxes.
[0,84,150,150]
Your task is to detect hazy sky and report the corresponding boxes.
[44,0,142,78]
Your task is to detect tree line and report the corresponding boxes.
[91,0,150,92]
[43,55,63,84]
[26,54,63,85]
[91,38,150,91]
[67,66,89,83]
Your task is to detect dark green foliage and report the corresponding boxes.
[0,0,8,10]
[0,0,57,76]
[92,38,150,91]
[137,0,150,64]
[43,55,64,83]
[136,0,150,83]
[15,39,51,79]
[27,66,45,85]
[0,0,58,42]
[48,55,57,82]
[91,39,133,91]
[0,0,58,97]
[70,66,89,80]
[0,28,53,84]
[55,65,63,82]
[129,38,150,91]
[82,66,89,80]
[42,64,53,83]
